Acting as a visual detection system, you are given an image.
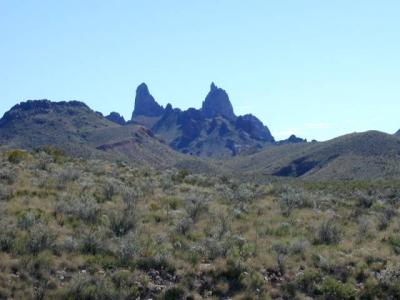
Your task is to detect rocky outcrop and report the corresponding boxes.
[131,82,276,157]
[131,83,164,119]
[277,135,307,145]
[201,83,236,121]
[106,112,126,125]
[235,114,274,142]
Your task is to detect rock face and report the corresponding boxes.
[131,82,277,157]
[131,83,164,119]
[106,112,126,125]
[277,135,307,145]
[201,83,236,121]
[235,114,274,142]
[396,130,400,136]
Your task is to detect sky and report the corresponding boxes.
[1,0,399,141]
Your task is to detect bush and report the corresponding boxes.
[56,195,99,224]
[0,220,16,252]
[279,186,306,216]
[0,184,12,201]
[0,167,16,184]
[314,219,341,245]
[176,217,192,236]
[114,233,139,266]
[109,209,137,237]
[60,273,116,300]
[185,193,209,222]
[79,229,105,255]
[17,209,45,230]
[7,150,28,164]
[164,286,185,300]
[320,277,357,300]
[24,224,55,255]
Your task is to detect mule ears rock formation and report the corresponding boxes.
[201,82,236,121]
[131,83,164,119]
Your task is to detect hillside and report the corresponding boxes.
[225,131,400,181]
[1,149,400,299]
[0,100,184,168]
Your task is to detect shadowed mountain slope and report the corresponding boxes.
[224,131,400,181]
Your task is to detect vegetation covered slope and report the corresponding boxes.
[0,100,185,168]
[1,149,400,299]
[225,131,400,181]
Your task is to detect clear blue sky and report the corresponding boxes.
[1,0,399,140]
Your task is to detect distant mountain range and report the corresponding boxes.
[108,82,305,157]
[1,84,400,181]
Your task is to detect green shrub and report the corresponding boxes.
[60,273,116,300]
[164,286,185,300]
[7,150,28,164]
[314,219,341,245]
[320,277,357,300]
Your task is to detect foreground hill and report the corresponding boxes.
[0,100,185,168]
[0,149,400,299]
[225,131,400,181]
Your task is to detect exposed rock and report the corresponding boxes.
[277,135,307,145]
[395,130,400,136]
[201,82,236,121]
[106,112,126,125]
[235,114,274,142]
[132,83,164,119]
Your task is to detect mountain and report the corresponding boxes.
[225,131,400,181]
[132,82,275,157]
[106,112,126,125]
[0,100,183,168]
[395,129,400,136]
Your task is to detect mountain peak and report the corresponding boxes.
[202,82,236,121]
[132,83,164,119]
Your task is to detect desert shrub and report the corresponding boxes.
[0,167,16,184]
[115,234,139,266]
[388,236,400,254]
[203,237,231,260]
[290,238,310,257]
[7,149,28,164]
[17,209,45,230]
[23,224,55,255]
[60,273,116,300]
[164,286,185,300]
[320,277,357,300]
[56,166,81,187]
[185,192,209,222]
[0,219,16,252]
[296,270,323,295]
[109,209,137,237]
[378,264,400,298]
[79,229,105,255]
[136,255,175,273]
[176,217,193,236]
[272,243,289,274]
[279,186,307,216]
[101,178,119,201]
[377,207,397,230]
[0,184,12,201]
[56,195,99,224]
[355,190,375,208]
[120,186,141,209]
[314,219,341,245]
[233,183,257,203]
[357,216,372,240]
